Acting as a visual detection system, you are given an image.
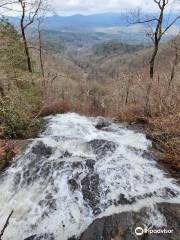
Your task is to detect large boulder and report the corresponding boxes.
[78,203,180,240]
[95,117,111,130]
[87,139,117,158]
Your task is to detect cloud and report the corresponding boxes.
[1,0,179,16]
[51,0,180,14]
[52,0,141,14]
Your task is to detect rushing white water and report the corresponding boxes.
[0,113,180,240]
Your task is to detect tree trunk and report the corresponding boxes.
[149,42,159,79]
[145,42,159,116]
[0,211,14,240]
[144,82,152,116]
[38,24,44,77]
[21,27,32,73]
[20,1,32,73]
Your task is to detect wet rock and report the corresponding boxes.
[127,146,153,160]
[160,187,179,199]
[24,233,55,240]
[142,150,154,160]
[19,157,54,187]
[21,163,40,186]
[95,117,111,130]
[68,179,79,191]
[157,203,180,237]
[124,187,179,204]
[68,237,77,240]
[141,187,179,200]
[60,151,72,158]
[79,203,180,240]
[88,139,117,158]
[115,194,135,205]
[53,161,65,169]
[25,235,37,240]
[93,207,101,215]
[40,162,52,179]
[72,162,83,169]
[38,193,57,216]
[32,141,52,158]
[85,159,96,172]
[13,172,21,185]
[80,211,133,240]
[81,173,100,214]
[17,157,66,188]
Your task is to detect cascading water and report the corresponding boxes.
[0,113,180,240]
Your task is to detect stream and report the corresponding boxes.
[0,113,180,240]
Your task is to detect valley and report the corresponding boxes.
[0,5,180,240]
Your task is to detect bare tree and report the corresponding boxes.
[129,0,180,115]
[0,1,18,17]
[18,0,43,73]
[0,0,18,8]
[130,1,180,79]
[36,0,52,78]
[37,17,44,77]
[0,210,14,240]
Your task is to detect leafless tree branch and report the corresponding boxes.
[0,1,18,8]
[0,210,14,240]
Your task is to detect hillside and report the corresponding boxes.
[9,12,180,46]
[9,12,180,29]
[68,38,180,83]
[0,10,180,240]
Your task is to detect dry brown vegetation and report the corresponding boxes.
[40,39,180,117]
[35,37,180,177]
[0,140,16,171]
[0,16,179,176]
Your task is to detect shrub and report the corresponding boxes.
[0,96,30,138]
[40,100,70,117]
[148,113,180,155]
[0,87,42,138]
[0,19,27,71]
[21,86,42,113]
[0,141,16,170]
[117,103,145,123]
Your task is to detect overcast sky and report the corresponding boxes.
[1,0,179,16]
[51,0,179,15]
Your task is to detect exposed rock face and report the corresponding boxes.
[77,203,180,240]
[87,139,117,158]
[32,141,52,158]
[158,203,180,234]
[81,173,100,215]
[95,117,111,130]
[15,141,53,187]
[24,233,55,240]
[24,203,180,240]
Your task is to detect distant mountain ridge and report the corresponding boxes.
[7,13,180,46]
[7,12,180,31]
[42,13,127,29]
